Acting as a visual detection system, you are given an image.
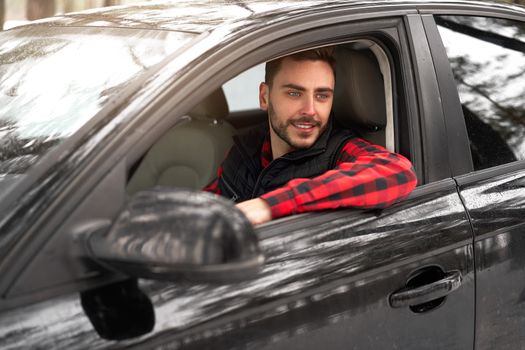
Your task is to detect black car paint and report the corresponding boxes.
[456,165,525,350]
[1,4,423,308]
[0,180,475,349]
[133,180,475,350]
[0,1,524,349]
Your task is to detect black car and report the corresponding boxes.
[0,0,524,349]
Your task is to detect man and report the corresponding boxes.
[204,48,417,225]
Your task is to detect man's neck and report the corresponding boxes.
[269,132,295,160]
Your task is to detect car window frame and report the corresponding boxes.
[421,14,474,177]
[142,18,424,180]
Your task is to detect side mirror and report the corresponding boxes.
[79,188,264,282]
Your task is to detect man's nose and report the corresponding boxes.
[300,95,316,116]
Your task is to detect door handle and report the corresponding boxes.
[389,270,462,309]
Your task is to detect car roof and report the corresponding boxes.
[24,0,525,34]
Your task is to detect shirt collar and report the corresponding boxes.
[261,118,334,168]
[261,133,272,168]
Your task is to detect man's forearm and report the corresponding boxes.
[260,151,417,219]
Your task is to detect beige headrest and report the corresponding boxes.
[189,88,229,120]
[333,48,386,131]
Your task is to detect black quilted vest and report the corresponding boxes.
[218,121,355,202]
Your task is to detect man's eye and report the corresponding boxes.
[288,91,301,97]
[317,94,330,100]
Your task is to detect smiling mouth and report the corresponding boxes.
[290,119,320,131]
[294,123,314,129]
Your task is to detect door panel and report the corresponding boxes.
[0,181,475,349]
[131,180,474,349]
[177,250,473,350]
[457,166,525,350]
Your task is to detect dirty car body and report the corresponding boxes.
[0,0,525,349]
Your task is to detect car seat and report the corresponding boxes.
[126,88,235,194]
[332,45,388,149]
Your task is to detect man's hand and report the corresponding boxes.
[236,198,272,225]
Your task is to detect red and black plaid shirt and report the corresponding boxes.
[204,134,417,219]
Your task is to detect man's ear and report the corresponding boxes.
[259,82,269,111]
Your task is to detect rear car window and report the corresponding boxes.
[436,15,525,170]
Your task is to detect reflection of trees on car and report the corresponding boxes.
[436,16,525,50]
[0,37,68,63]
[0,36,144,176]
[437,16,525,168]
[0,25,185,180]
[0,37,68,174]
[450,53,524,166]
[462,105,516,169]
[0,119,60,174]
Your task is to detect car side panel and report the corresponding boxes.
[456,165,525,350]
[0,180,475,349]
[130,180,475,350]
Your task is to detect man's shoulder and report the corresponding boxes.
[234,122,268,148]
[328,123,357,147]
[237,122,268,139]
[225,122,268,166]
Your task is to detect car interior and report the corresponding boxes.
[126,40,395,195]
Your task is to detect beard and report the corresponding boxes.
[268,101,326,151]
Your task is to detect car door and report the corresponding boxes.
[426,10,525,350]
[0,6,475,350]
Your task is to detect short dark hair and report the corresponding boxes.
[264,47,336,87]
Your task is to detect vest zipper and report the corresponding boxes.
[251,142,331,198]
[220,176,239,202]
[251,156,288,198]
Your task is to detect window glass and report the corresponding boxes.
[222,63,264,112]
[436,15,525,170]
[0,26,194,180]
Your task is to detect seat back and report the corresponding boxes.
[127,89,234,194]
[332,46,387,148]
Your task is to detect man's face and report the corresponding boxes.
[259,57,335,155]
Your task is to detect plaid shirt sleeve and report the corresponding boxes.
[260,137,417,219]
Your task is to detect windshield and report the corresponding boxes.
[0,25,194,187]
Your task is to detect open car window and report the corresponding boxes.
[126,39,402,202]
